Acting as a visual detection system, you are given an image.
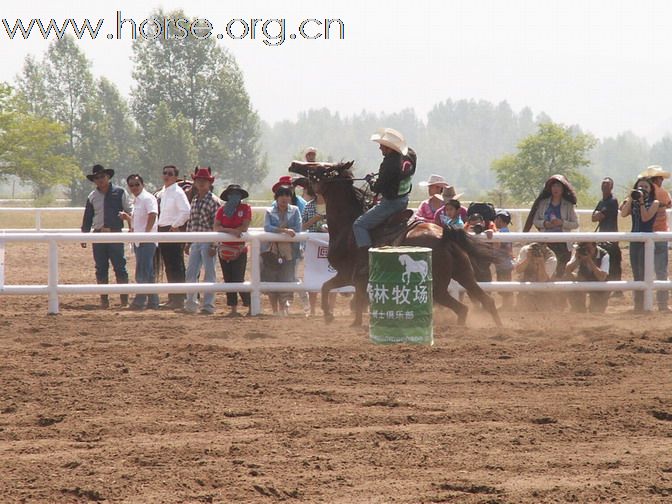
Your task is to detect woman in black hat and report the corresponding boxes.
[214,184,252,316]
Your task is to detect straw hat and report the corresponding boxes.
[370,128,408,155]
[419,174,451,189]
[638,165,671,179]
[443,185,464,200]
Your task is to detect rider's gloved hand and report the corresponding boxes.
[364,173,375,183]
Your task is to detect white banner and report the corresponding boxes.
[302,238,354,293]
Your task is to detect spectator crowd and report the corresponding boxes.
[81,139,672,316]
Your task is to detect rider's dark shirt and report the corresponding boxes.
[372,151,411,200]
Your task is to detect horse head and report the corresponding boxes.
[288,160,355,195]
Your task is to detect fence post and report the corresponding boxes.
[47,240,59,314]
[250,236,261,316]
[644,236,655,311]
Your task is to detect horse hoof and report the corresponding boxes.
[324,313,334,324]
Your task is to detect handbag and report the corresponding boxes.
[261,242,286,269]
[261,211,294,268]
[218,243,246,262]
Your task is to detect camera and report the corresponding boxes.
[631,189,643,201]
[472,224,485,234]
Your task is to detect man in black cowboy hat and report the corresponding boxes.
[81,164,133,308]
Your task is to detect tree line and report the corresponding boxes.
[1,9,671,205]
[1,8,265,204]
[262,106,672,206]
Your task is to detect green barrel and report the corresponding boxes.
[368,246,433,345]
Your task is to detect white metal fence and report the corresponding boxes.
[1,206,670,233]
[0,229,670,315]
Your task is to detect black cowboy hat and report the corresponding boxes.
[86,164,115,181]
[219,184,249,201]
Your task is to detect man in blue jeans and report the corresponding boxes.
[81,164,133,308]
[353,128,416,277]
[120,174,160,310]
[184,168,223,314]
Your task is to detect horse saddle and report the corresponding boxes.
[371,209,418,247]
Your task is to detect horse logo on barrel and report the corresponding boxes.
[398,254,429,284]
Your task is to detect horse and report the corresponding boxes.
[399,254,428,284]
[289,161,502,327]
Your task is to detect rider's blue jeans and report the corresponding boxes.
[353,195,409,248]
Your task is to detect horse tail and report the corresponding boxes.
[440,226,499,264]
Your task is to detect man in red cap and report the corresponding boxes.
[183,167,223,314]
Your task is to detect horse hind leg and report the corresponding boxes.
[434,287,469,325]
[456,273,502,327]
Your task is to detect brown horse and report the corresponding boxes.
[289,161,502,327]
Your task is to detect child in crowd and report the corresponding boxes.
[493,210,514,308]
[434,199,464,228]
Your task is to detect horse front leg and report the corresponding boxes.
[352,276,369,327]
[321,272,351,323]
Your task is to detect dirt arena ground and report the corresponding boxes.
[1,242,672,503]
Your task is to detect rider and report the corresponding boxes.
[352,127,416,276]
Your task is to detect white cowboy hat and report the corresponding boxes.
[639,165,671,179]
[419,174,451,188]
[304,146,317,155]
[370,128,408,155]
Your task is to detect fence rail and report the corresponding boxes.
[1,206,671,233]
[0,229,670,315]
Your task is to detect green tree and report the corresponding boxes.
[131,9,266,186]
[0,84,78,197]
[15,55,49,116]
[144,102,198,172]
[492,122,596,204]
[79,78,142,189]
[16,35,96,202]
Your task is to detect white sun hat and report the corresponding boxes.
[370,128,408,155]
[639,165,671,179]
[419,174,451,188]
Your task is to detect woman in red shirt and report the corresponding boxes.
[214,184,252,316]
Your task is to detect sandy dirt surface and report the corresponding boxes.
[1,243,672,503]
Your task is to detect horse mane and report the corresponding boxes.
[352,185,369,212]
[322,161,370,213]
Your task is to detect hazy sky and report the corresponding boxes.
[2,0,672,140]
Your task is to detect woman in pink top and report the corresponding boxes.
[415,174,452,222]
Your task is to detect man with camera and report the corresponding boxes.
[564,242,610,313]
[637,166,671,311]
[514,242,557,310]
